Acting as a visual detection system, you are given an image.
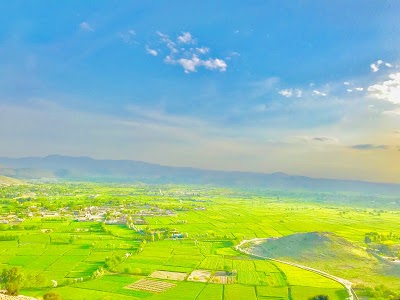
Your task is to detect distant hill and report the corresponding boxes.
[0,155,399,194]
[0,175,24,186]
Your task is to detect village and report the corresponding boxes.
[0,190,206,241]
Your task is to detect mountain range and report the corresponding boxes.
[0,155,399,194]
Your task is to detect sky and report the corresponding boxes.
[0,0,400,183]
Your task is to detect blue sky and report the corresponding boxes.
[1,1,400,182]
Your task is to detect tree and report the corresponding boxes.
[43,292,62,300]
[364,235,372,244]
[0,267,24,296]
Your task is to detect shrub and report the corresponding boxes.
[43,292,62,300]
[309,296,329,300]
[5,282,19,296]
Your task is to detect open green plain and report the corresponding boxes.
[0,183,399,299]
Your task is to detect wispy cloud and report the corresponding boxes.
[225,51,240,61]
[156,31,178,54]
[79,21,94,32]
[312,90,327,97]
[347,87,364,93]
[145,46,158,56]
[118,29,136,44]
[383,109,400,116]
[278,88,302,98]
[250,77,280,98]
[196,47,209,54]
[294,136,339,144]
[350,144,388,150]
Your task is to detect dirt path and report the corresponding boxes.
[0,291,37,300]
[235,238,359,300]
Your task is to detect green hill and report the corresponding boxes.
[247,232,400,291]
[250,232,370,262]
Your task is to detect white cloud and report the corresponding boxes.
[370,63,379,72]
[155,31,227,73]
[367,72,400,104]
[343,81,351,86]
[347,89,353,92]
[80,22,94,32]
[312,90,327,97]
[370,59,393,72]
[177,56,200,73]
[177,32,193,44]
[278,88,302,98]
[146,46,158,56]
[168,55,227,73]
[202,58,227,71]
[279,89,293,97]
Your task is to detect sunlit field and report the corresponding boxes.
[1,183,399,299]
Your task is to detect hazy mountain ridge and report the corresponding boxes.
[0,155,399,194]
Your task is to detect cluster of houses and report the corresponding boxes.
[1,199,196,241]
[0,214,24,224]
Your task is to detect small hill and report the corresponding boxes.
[247,232,391,286]
[249,232,372,263]
[0,175,24,186]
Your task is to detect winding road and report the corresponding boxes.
[235,238,359,300]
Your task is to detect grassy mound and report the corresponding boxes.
[250,232,368,262]
[248,232,400,296]
[248,232,385,283]
[252,232,376,264]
